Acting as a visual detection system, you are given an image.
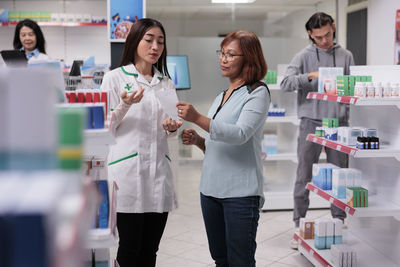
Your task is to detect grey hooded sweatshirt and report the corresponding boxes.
[280,43,354,123]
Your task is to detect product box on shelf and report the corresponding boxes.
[299,218,314,239]
[318,67,343,94]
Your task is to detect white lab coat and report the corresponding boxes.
[28,52,50,64]
[101,63,178,213]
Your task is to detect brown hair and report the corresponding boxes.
[119,18,169,77]
[221,30,267,84]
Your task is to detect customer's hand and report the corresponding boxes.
[162,117,183,132]
[176,101,200,123]
[181,129,200,146]
[307,71,319,81]
[120,86,144,105]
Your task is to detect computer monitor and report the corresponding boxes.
[166,55,191,90]
[0,50,27,67]
[69,60,83,76]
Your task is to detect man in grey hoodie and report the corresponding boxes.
[280,12,354,249]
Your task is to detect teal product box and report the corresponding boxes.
[314,219,326,249]
[333,218,343,244]
[325,220,334,249]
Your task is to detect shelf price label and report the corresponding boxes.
[350,98,356,104]
[313,94,317,99]
[310,250,314,256]
[322,140,327,146]
[323,95,328,101]
[350,150,356,156]
[337,145,342,151]
[345,206,350,213]
[314,188,318,194]
[337,96,342,102]
[313,137,317,142]
[329,197,334,203]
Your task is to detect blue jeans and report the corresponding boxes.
[200,193,260,267]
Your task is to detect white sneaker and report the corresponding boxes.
[290,228,299,250]
[289,238,298,250]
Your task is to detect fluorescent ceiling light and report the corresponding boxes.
[212,0,256,3]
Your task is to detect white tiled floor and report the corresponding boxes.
[111,161,331,266]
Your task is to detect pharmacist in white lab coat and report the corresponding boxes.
[13,19,50,63]
[100,18,182,267]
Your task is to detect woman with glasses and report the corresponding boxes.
[177,30,270,267]
[13,19,50,63]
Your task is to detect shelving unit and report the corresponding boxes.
[306,134,400,160]
[294,231,399,267]
[84,127,115,158]
[298,65,400,266]
[307,183,400,217]
[1,22,107,27]
[0,0,110,64]
[262,68,329,211]
[307,92,400,109]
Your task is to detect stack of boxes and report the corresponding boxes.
[314,218,343,250]
[264,70,277,84]
[332,168,362,199]
[331,244,357,267]
[262,134,278,155]
[299,218,314,239]
[322,117,339,141]
[346,187,369,207]
[312,163,339,190]
[65,90,108,129]
[336,75,372,96]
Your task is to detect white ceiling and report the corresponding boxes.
[147,0,331,20]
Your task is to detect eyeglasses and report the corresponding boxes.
[216,50,243,61]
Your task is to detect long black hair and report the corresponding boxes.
[13,19,46,54]
[119,18,169,78]
[305,12,335,43]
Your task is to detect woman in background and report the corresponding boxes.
[13,19,50,63]
[178,30,270,267]
[100,18,182,267]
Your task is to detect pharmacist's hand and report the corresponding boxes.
[307,71,319,81]
[176,101,200,123]
[181,129,200,146]
[121,87,144,105]
[163,117,183,132]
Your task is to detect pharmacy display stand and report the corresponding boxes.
[295,65,400,267]
[262,75,329,210]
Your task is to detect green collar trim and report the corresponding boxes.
[121,66,138,77]
[157,76,164,80]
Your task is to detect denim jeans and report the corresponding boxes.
[200,193,260,267]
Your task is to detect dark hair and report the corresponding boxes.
[305,12,335,43]
[13,19,46,54]
[220,30,267,85]
[119,18,169,78]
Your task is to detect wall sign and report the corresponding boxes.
[108,0,146,42]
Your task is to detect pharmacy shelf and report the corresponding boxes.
[262,191,329,211]
[266,115,300,125]
[295,230,399,267]
[294,232,334,267]
[84,128,115,157]
[86,229,118,249]
[306,134,400,161]
[267,83,280,90]
[1,22,107,27]
[307,183,400,217]
[306,92,400,109]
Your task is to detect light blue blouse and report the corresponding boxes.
[200,84,270,208]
